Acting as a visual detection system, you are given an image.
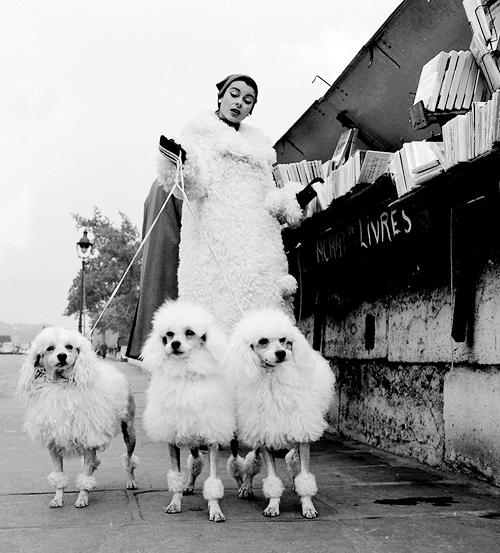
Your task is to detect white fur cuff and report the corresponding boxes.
[262,475,285,499]
[227,455,245,480]
[167,470,185,493]
[243,450,262,476]
[294,472,318,497]
[76,474,97,491]
[187,454,204,477]
[48,471,68,489]
[121,453,140,469]
[203,476,224,501]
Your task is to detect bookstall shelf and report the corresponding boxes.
[284,143,500,255]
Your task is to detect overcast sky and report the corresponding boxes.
[0,0,402,329]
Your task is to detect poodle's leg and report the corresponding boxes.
[261,447,285,517]
[203,444,225,522]
[75,448,100,508]
[121,390,139,490]
[47,445,68,508]
[293,443,318,519]
[184,447,204,494]
[165,443,184,514]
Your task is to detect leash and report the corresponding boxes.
[88,149,245,337]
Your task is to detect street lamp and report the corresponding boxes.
[76,230,93,334]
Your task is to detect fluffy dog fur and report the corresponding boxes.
[141,299,236,522]
[15,327,138,508]
[223,308,335,518]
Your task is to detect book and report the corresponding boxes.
[414,51,450,112]
[437,50,460,110]
[331,128,357,169]
[357,151,393,184]
[389,150,409,197]
[454,50,474,109]
[462,61,480,110]
[446,51,468,110]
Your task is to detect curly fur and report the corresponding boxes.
[16,327,138,507]
[141,299,234,522]
[156,111,303,334]
[224,309,335,518]
[141,300,236,446]
[223,308,335,450]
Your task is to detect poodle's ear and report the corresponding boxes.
[290,326,320,371]
[222,330,260,380]
[71,335,99,387]
[140,330,166,374]
[15,345,41,401]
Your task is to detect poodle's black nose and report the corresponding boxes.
[275,349,286,362]
[57,353,67,362]
[171,341,181,351]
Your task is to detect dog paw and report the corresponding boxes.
[301,497,318,518]
[263,505,280,517]
[48,498,63,508]
[209,508,225,522]
[165,502,182,514]
[302,505,318,519]
[237,482,254,499]
[183,484,195,495]
[126,479,138,490]
[74,496,89,508]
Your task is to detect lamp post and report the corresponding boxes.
[76,230,93,334]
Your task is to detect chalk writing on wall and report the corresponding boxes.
[316,209,412,264]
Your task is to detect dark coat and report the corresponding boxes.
[126,179,182,359]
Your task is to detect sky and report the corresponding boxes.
[0,0,403,329]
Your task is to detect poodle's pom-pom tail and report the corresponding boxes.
[203,476,224,501]
[121,453,140,470]
[76,474,97,491]
[294,472,318,498]
[187,453,204,477]
[262,474,285,499]
[48,471,68,489]
[285,448,300,478]
[243,450,262,477]
[227,455,245,481]
[167,470,185,493]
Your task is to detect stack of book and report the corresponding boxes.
[390,141,446,197]
[272,159,324,188]
[414,49,487,113]
[442,91,500,167]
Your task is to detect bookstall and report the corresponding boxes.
[277,0,500,484]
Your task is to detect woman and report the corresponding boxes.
[156,74,316,333]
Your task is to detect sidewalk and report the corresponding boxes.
[2,356,500,552]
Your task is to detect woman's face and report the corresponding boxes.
[218,81,256,124]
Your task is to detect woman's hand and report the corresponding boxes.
[296,177,322,209]
[159,135,187,163]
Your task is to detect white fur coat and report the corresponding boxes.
[157,111,304,333]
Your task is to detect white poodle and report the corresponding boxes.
[223,308,335,518]
[141,299,236,522]
[15,327,138,508]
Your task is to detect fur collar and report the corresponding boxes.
[181,111,276,167]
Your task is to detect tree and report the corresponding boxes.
[64,207,141,340]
